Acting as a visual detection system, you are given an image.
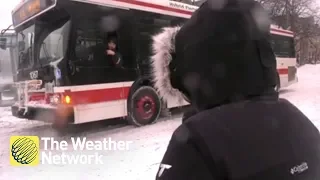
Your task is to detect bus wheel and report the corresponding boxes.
[127,86,161,126]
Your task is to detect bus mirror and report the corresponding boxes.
[0,37,7,50]
[18,41,25,51]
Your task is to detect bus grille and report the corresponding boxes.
[288,66,296,82]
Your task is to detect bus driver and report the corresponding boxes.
[105,38,122,68]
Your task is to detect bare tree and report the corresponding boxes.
[257,0,320,64]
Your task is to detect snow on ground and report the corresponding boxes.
[0,64,319,179]
[0,107,182,180]
[280,64,320,129]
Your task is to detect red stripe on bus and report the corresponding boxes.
[270,28,294,35]
[278,68,288,74]
[114,0,293,35]
[27,68,286,105]
[64,86,131,105]
[27,86,131,105]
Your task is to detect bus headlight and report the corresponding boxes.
[50,94,61,104]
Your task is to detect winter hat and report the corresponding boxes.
[151,0,278,110]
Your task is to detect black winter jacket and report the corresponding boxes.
[150,0,320,179]
[156,98,320,179]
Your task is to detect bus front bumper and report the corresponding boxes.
[11,105,74,124]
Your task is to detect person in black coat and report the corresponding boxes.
[150,0,320,179]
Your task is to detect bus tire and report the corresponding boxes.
[275,73,280,92]
[127,86,161,126]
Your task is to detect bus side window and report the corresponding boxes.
[134,10,185,75]
[74,20,105,65]
[71,18,107,84]
[111,15,136,70]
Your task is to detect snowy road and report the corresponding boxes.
[0,64,319,180]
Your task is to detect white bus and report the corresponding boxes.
[269,24,298,91]
[10,0,297,129]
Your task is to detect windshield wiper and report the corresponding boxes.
[17,32,27,71]
[29,33,34,67]
[42,42,50,60]
[39,42,50,68]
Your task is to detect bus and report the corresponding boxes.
[0,31,18,104]
[10,0,297,129]
[269,24,298,91]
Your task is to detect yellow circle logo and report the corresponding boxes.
[11,137,38,164]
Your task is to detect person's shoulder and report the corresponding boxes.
[183,107,225,135]
[183,104,229,125]
[174,108,218,142]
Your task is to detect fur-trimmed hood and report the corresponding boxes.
[150,0,278,111]
[150,26,186,104]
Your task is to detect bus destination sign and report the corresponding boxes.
[12,0,56,27]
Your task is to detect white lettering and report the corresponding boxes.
[40,137,131,165]
[94,141,103,150]
[41,151,52,163]
[168,1,197,11]
[41,137,50,150]
[60,153,67,164]
[107,137,118,150]
[65,153,80,164]
[41,137,68,150]
[71,137,131,151]
[41,152,103,165]
[86,141,94,150]
[290,162,308,175]
[95,153,103,164]
[117,141,125,150]
[52,153,61,164]
[60,141,68,150]
[51,138,61,150]
[80,155,87,164]
[71,137,86,150]
[158,164,172,177]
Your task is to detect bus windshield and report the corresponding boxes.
[17,25,35,69]
[270,34,295,58]
[38,19,71,64]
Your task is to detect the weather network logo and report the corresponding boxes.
[10,136,40,166]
